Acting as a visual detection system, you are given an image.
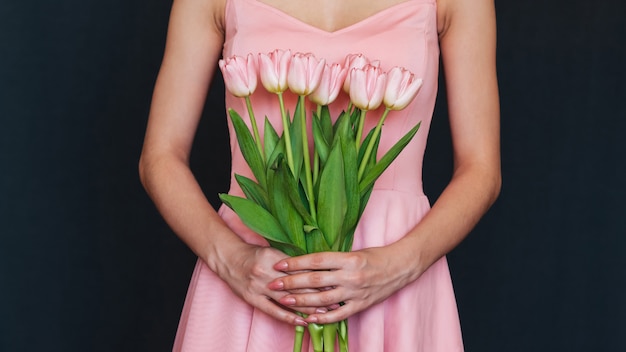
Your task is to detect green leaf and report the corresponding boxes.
[228,109,267,189]
[333,110,352,145]
[266,239,306,257]
[349,107,360,130]
[289,100,304,180]
[340,184,375,252]
[305,228,331,253]
[267,137,285,175]
[288,175,315,226]
[235,174,270,211]
[358,185,374,219]
[267,160,307,252]
[359,122,421,193]
[312,116,330,165]
[332,110,351,136]
[219,193,291,245]
[316,137,347,249]
[263,116,279,161]
[319,105,333,143]
[357,128,380,167]
[338,131,360,251]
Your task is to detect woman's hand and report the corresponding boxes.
[216,243,328,326]
[267,246,417,324]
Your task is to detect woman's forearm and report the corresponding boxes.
[139,151,249,275]
[387,162,501,283]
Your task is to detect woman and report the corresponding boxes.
[139,0,500,350]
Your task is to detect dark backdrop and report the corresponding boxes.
[1,0,624,351]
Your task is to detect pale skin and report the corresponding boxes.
[139,0,501,329]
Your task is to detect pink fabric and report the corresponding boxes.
[174,0,464,350]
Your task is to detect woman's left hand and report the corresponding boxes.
[267,246,418,324]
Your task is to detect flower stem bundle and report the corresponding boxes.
[218,50,423,352]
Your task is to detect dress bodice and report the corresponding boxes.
[223,0,440,196]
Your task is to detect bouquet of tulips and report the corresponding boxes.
[218,49,423,352]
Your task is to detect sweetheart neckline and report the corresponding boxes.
[244,0,427,36]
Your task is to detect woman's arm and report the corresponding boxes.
[268,0,501,324]
[139,0,308,326]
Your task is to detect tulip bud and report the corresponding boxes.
[259,49,291,93]
[343,53,380,94]
[349,65,387,111]
[383,67,423,110]
[218,53,258,97]
[309,63,348,106]
[288,52,326,96]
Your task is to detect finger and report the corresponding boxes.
[304,303,354,324]
[278,288,345,309]
[262,288,329,316]
[292,306,330,315]
[274,252,344,272]
[269,271,337,291]
[254,297,308,327]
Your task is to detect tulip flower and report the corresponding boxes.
[219,53,264,162]
[383,67,423,110]
[288,53,326,217]
[259,49,291,93]
[349,65,387,111]
[259,49,295,173]
[342,53,380,94]
[309,62,348,106]
[218,54,258,97]
[288,52,326,96]
[349,65,387,152]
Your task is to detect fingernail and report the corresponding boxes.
[275,261,288,270]
[315,308,327,314]
[281,297,296,306]
[306,316,319,323]
[295,318,308,326]
[268,280,284,290]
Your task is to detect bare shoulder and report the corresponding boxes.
[169,0,227,35]
[436,0,496,40]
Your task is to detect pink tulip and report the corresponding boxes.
[287,52,326,96]
[349,65,387,111]
[383,67,423,110]
[258,49,291,93]
[342,54,381,93]
[309,63,348,106]
[218,54,258,97]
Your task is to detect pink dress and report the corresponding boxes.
[174,0,464,350]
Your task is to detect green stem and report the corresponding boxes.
[355,109,367,150]
[323,323,338,352]
[313,104,322,183]
[293,324,305,352]
[278,92,295,175]
[357,108,391,180]
[245,96,264,164]
[308,323,324,352]
[338,320,348,352]
[299,95,317,219]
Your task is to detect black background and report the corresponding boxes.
[1,0,624,351]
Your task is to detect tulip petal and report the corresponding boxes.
[384,67,423,110]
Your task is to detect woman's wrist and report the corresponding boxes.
[201,223,255,279]
[381,235,429,286]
